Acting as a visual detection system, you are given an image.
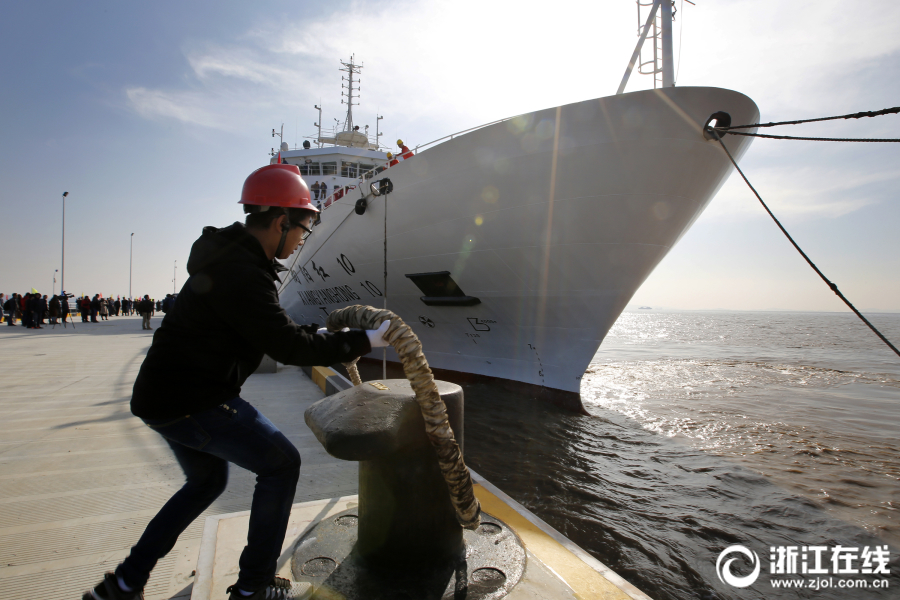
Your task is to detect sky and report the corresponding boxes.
[1,0,898,312]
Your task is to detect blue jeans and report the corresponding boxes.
[117,397,301,592]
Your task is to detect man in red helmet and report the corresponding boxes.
[84,163,389,600]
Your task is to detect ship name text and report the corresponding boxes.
[297,285,361,307]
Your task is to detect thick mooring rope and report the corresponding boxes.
[327,305,482,529]
[343,357,363,386]
[709,130,900,359]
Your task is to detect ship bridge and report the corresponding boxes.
[269,54,391,206]
[275,146,387,180]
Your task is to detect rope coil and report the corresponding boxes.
[327,305,482,529]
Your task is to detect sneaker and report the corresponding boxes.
[83,572,143,600]
[225,577,294,600]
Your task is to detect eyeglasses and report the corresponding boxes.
[298,222,313,240]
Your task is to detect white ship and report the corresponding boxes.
[275,1,758,409]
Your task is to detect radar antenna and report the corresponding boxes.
[339,55,362,132]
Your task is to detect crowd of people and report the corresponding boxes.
[1,292,177,329]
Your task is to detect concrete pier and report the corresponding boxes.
[0,316,356,600]
[0,315,650,600]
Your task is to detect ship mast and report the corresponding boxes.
[339,55,362,132]
[617,0,678,94]
[660,0,674,87]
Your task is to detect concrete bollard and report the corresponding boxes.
[305,379,464,567]
[299,378,525,598]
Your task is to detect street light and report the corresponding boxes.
[129,233,134,300]
[173,260,177,294]
[61,192,69,293]
[53,269,58,295]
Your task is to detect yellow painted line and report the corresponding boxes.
[474,483,632,600]
[311,366,336,392]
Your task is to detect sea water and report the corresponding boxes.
[465,310,900,600]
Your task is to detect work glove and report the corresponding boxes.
[299,323,320,334]
[365,320,391,348]
[315,322,390,349]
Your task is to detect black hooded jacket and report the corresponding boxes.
[131,222,370,419]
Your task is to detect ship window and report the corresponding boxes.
[305,163,320,176]
[341,162,358,178]
[321,162,337,175]
[361,164,375,179]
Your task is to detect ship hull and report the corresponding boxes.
[279,86,758,398]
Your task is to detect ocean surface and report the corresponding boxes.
[463,310,900,600]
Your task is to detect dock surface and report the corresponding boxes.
[0,316,355,600]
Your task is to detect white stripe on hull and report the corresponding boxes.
[280,86,758,394]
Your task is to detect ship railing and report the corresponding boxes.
[313,115,514,213]
[409,115,513,156]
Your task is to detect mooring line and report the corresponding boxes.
[723,131,900,143]
[720,106,900,130]
[710,129,900,359]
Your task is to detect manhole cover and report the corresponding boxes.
[476,523,501,535]
[471,567,506,584]
[301,557,337,577]
[335,515,358,527]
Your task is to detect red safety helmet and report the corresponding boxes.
[239,163,318,212]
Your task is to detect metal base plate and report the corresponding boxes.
[291,509,526,600]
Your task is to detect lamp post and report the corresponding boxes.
[173,260,177,294]
[129,233,134,300]
[61,192,69,293]
[53,270,58,295]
